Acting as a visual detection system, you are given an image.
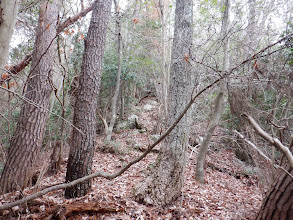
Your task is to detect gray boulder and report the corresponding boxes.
[115,115,139,132]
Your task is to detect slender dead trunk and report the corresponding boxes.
[195,0,230,183]
[65,0,112,198]
[195,86,225,182]
[106,1,122,141]
[48,37,67,175]
[0,0,58,194]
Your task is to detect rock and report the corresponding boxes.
[115,115,139,132]
[143,104,153,111]
[128,114,138,123]
[133,143,144,149]
[126,138,136,145]
[147,100,158,106]
[115,121,129,132]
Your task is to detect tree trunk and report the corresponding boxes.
[65,0,112,198]
[0,0,58,194]
[195,86,224,182]
[256,137,293,220]
[106,1,122,141]
[195,0,230,183]
[158,0,168,116]
[133,0,193,206]
[0,0,19,70]
[256,162,293,219]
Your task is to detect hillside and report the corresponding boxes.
[0,98,263,219]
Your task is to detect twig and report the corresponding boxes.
[0,4,94,84]
[241,114,293,168]
[234,130,293,179]
[0,85,84,136]
[0,76,222,211]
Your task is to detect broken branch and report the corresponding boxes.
[241,114,293,168]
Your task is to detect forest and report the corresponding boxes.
[0,0,292,219]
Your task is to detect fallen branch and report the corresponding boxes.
[240,114,293,169]
[0,76,222,211]
[234,130,293,179]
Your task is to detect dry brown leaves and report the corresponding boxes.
[0,97,262,219]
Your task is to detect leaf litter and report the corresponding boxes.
[0,97,262,219]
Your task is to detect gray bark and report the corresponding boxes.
[0,0,19,71]
[134,0,193,205]
[106,0,122,141]
[246,0,257,54]
[195,0,230,183]
[159,0,168,116]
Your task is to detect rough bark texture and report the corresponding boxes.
[0,0,19,70]
[256,162,293,219]
[134,0,193,206]
[0,4,94,85]
[0,0,58,194]
[65,0,112,198]
[256,137,293,219]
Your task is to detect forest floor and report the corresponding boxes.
[0,97,263,219]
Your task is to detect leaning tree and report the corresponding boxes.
[0,0,58,193]
[65,0,112,198]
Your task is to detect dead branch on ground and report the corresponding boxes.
[0,76,222,211]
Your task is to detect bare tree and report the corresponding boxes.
[134,0,193,205]
[0,0,58,194]
[195,0,230,183]
[106,0,122,141]
[65,0,112,198]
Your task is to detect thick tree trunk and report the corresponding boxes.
[256,139,293,219]
[195,0,230,183]
[0,0,19,70]
[0,0,58,194]
[256,163,293,219]
[133,0,193,206]
[65,0,112,198]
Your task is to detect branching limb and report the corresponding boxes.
[0,76,222,211]
[234,130,293,179]
[57,5,93,33]
[241,114,293,168]
[0,4,94,84]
